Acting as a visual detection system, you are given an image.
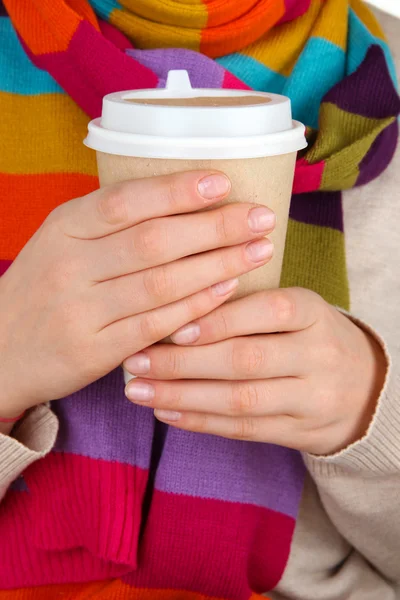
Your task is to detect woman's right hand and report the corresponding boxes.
[0,171,274,418]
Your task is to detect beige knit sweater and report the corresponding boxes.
[0,8,399,599]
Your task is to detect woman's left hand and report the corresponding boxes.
[124,288,387,455]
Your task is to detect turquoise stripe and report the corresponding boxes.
[348,9,397,89]
[217,54,287,94]
[218,38,344,129]
[0,19,62,95]
[89,0,122,20]
[282,37,345,129]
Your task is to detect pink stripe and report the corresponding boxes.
[22,20,158,118]
[293,158,325,194]
[222,70,250,90]
[124,490,295,597]
[98,19,133,51]
[279,0,311,23]
[0,454,148,588]
[0,260,11,276]
[0,457,294,593]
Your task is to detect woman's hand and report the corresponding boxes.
[0,171,275,418]
[124,288,387,455]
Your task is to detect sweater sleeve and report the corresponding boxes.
[0,404,58,501]
[302,318,400,586]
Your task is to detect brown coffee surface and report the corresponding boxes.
[126,95,271,107]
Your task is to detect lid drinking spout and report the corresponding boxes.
[165,70,193,92]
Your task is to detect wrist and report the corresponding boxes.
[0,408,26,435]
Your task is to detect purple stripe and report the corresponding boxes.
[155,428,305,517]
[289,191,344,231]
[0,260,12,276]
[126,48,225,89]
[0,1,7,17]
[325,46,400,119]
[22,20,158,118]
[10,476,28,492]
[357,120,399,186]
[53,368,154,470]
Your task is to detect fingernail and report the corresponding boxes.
[125,381,155,402]
[248,206,276,233]
[212,277,239,297]
[171,323,201,344]
[124,353,150,375]
[246,239,274,262]
[198,174,231,200]
[155,409,181,422]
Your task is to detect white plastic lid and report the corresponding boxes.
[84,70,307,159]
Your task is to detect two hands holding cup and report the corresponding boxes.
[0,170,386,453]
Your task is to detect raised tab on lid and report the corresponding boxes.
[165,69,193,93]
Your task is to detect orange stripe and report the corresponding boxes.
[3,0,99,55]
[205,0,263,28]
[0,580,269,600]
[0,173,98,260]
[200,0,285,57]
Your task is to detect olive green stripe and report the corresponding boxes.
[307,103,395,191]
[281,219,350,310]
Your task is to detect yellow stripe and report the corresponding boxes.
[243,0,321,77]
[119,0,208,27]
[0,92,96,175]
[350,0,387,41]
[243,0,349,78]
[110,8,202,52]
[311,0,348,51]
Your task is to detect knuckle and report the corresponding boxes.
[134,220,165,262]
[232,416,257,440]
[229,382,260,416]
[163,349,185,379]
[139,311,165,343]
[315,385,338,416]
[271,289,296,324]
[97,185,128,226]
[318,339,341,370]
[163,386,183,411]
[217,248,234,279]
[50,255,83,291]
[164,177,187,211]
[231,339,265,378]
[142,265,175,301]
[214,209,229,244]
[214,309,229,339]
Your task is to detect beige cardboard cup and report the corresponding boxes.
[85,71,306,379]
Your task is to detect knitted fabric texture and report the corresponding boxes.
[0,0,399,598]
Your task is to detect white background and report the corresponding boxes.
[366,0,400,18]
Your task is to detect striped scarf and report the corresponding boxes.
[0,0,399,598]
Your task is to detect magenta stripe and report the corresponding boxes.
[22,20,158,118]
[155,427,305,517]
[279,0,311,23]
[0,259,11,276]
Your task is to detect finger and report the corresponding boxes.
[152,410,302,448]
[91,202,275,281]
[94,238,273,325]
[124,334,305,380]
[51,171,231,239]
[170,287,321,346]
[98,277,239,361]
[125,377,304,418]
